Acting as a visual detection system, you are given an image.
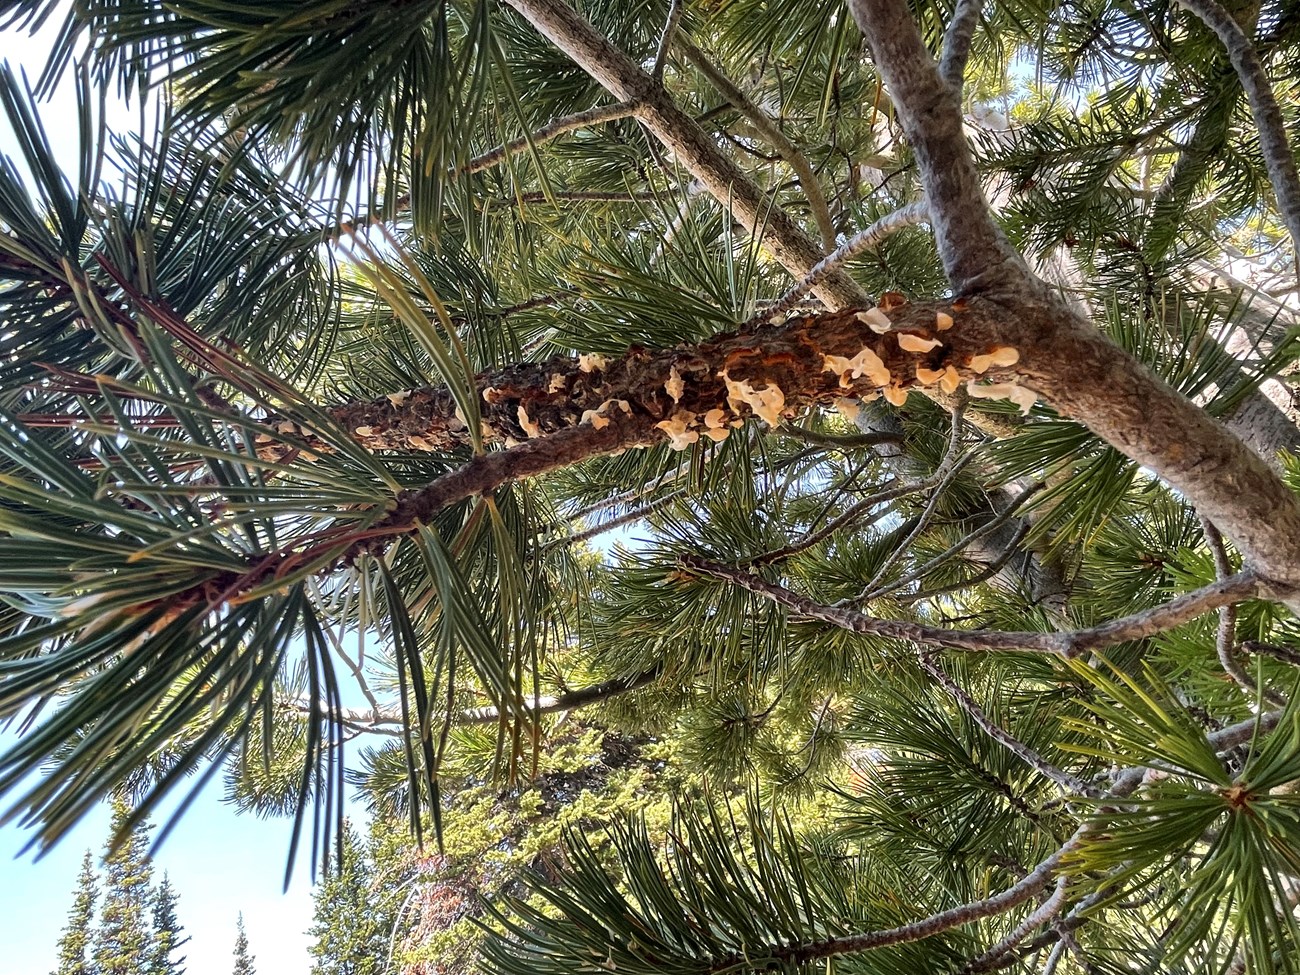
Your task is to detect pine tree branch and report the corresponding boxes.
[457,100,640,176]
[940,0,985,92]
[846,0,1300,599]
[651,0,682,82]
[918,652,1095,795]
[703,826,1089,968]
[846,0,1025,294]
[680,556,1264,658]
[1201,516,1285,705]
[677,37,838,251]
[961,875,1071,974]
[285,667,662,728]
[759,201,929,322]
[864,480,1045,601]
[1176,0,1300,251]
[501,0,870,309]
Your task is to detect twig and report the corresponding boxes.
[749,475,926,566]
[680,556,1264,659]
[539,487,687,553]
[757,201,930,323]
[679,37,838,250]
[1176,0,1300,251]
[940,0,985,92]
[1201,516,1286,707]
[866,480,1045,601]
[779,426,902,450]
[714,826,1089,966]
[1242,639,1300,667]
[962,875,1071,973]
[919,652,1096,796]
[458,100,639,176]
[855,404,975,592]
[899,520,1031,603]
[651,0,682,82]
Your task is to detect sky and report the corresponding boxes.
[0,11,328,975]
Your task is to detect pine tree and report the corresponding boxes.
[306,824,392,975]
[52,851,98,975]
[3,1,1300,973]
[231,916,255,975]
[92,799,155,975]
[146,875,187,975]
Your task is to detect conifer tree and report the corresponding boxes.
[3,0,1300,972]
[146,875,187,975]
[306,824,392,975]
[92,800,155,975]
[52,850,98,975]
[231,916,255,975]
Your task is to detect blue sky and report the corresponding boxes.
[0,11,339,975]
[0,764,318,975]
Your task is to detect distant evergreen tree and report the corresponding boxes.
[231,915,255,975]
[146,874,187,975]
[92,799,154,975]
[52,850,98,975]
[307,824,392,975]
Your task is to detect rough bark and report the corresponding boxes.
[847,0,1300,596]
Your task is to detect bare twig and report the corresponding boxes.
[1201,516,1286,706]
[540,487,687,553]
[899,520,1031,603]
[678,37,838,250]
[1242,639,1300,667]
[1176,0,1300,250]
[919,652,1095,795]
[866,480,1045,601]
[651,0,682,82]
[459,100,639,176]
[750,475,928,566]
[681,556,1263,658]
[962,875,1071,973]
[856,403,974,591]
[940,0,985,92]
[758,201,930,322]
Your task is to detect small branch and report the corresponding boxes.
[898,520,1031,604]
[961,875,1071,974]
[749,476,928,566]
[539,488,686,553]
[504,0,870,309]
[458,100,639,176]
[1177,0,1300,250]
[678,37,838,251]
[1201,516,1286,707]
[779,426,902,450]
[940,0,985,93]
[758,202,929,323]
[458,667,662,723]
[1242,639,1300,667]
[680,556,1264,659]
[847,0,1026,293]
[919,652,1095,796]
[651,0,682,82]
[866,480,1045,601]
[723,826,1088,967]
[856,403,975,591]
[507,190,660,204]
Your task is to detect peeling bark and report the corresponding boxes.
[306,302,1028,460]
